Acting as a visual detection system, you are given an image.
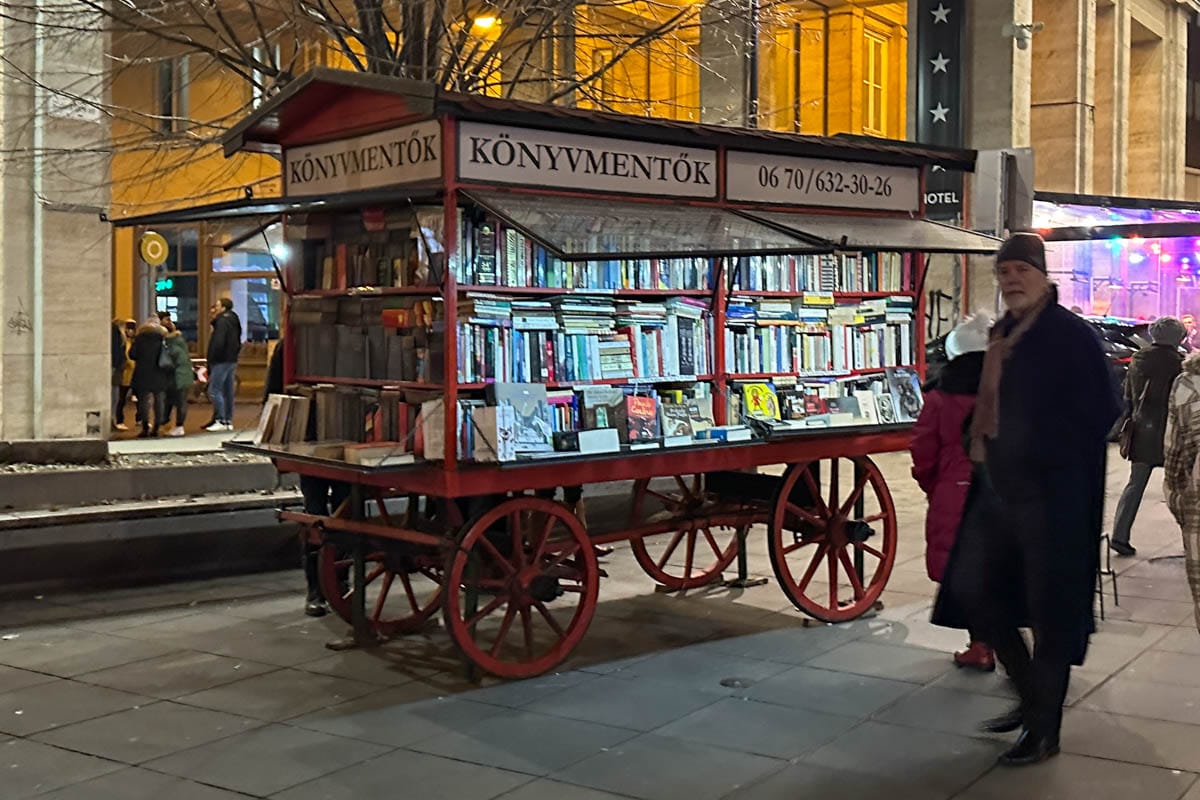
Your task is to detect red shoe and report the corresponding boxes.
[954,641,996,672]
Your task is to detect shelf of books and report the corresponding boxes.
[257,199,925,468]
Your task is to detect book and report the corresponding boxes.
[686,395,715,434]
[886,367,924,422]
[625,395,660,442]
[255,394,286,444]
[741,382,781,420]
[580,386,629,442]
[344,442,410,465]
[487,382,553,453]
[874,394,898,424]
[659,403,694,438]
[854,390,881,425]
[696,425,753,442]
[470,405,517,462]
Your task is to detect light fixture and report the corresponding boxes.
[472,15,498,30]
[1161,253,1173,263]
[1129,253,1145,265]
[271,243,290,260]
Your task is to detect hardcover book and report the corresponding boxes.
[741,382,781,420]
[486,382,553,453]
[625,395,660,442]
[659,403,695,438]
[886,367,924,422]
[580,386,629,443]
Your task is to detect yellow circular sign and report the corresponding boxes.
[139,231,169,267]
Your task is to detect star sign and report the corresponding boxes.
[932,3,950,23]
[930,102,950,123]
[931,52,950,73]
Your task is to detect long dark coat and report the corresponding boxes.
[1124,343,1183,466]
[933,289,1120,665]
[129,324,170,395]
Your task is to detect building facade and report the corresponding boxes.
[0,7,111,439]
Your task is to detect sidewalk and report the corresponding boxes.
[0,450,1197,800]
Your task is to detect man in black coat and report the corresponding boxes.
[205,298,242,431]
[1111,317,1185,556]
[937,233,1120,766]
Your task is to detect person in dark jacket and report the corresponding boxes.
[129,316,171,438]
[111,320,128,432]
[205,298,242,432]
[162,320,194,437]
[911,313,991,670]
[1109,316,1185,556]
[933,233,1120,767]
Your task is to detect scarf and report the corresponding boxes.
[968,288,1053,463]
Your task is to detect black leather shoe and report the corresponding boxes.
[998,729,1060,766]
[980,707,1024,734]
[1110,540,1137,557]
[304,599,328,618]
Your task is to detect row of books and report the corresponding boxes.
[455,294,710,384]
[725,369,923,431]
[730,252,908,294]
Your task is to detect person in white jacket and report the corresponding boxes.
[1162,351,1200,631]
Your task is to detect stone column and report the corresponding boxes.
[699,0,754,126]
[1092,0,1129,196]
[1030,0,1095,193]
[0,5,112,440]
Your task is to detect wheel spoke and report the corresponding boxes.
[827,547,839,608]
[861,512,888,524]
[543,542,582,571]
[802,468,829,516]
[489,603,518,658]
[372,572,395,621]
[478,536,517,577]
[683,532,697,579]
[854,541,886,560]
[796,542,827,592]
[466,593,508,628]
[838,548,866,600]
[655,530,686,570]
[702,528,724,560]
[782,538,820,556]
[645,489,680,508]
[786,502,824,527]
[839,470,872,517]
[398,570,420,614]
[509,511,526,571]
[362,563,387,586]
[531,514,555,564]
[533,600,565,638]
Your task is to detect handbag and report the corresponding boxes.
[157,341,174,371]
[1118,379,1151,460]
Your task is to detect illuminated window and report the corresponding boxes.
[593,48,615,101]
[863,32,887,136]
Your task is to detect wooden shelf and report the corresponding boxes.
[292,287,441,298]
[727,291,916,299]
[293,376,439,389]
[727,367,902,380]
[458,285,711,297]
[458,375,715,390]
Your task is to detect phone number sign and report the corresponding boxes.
[726,151,921,212]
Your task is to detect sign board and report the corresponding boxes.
[914,0,965,220]
[140,231,169,267]
[725,151,921,212]
[458,122,718,199]
[283,120,442,196]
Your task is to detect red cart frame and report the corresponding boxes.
[122,68,1000,679]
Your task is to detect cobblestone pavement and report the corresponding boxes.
[1,449,1198,799]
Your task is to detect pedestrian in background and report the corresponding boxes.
[934,233,1119,767]
[110,319,128,432]
[1111,316,1185,556]
[162,319,194,437]
[911,312,992,671]
[205,298,241,432]
[1163,352,1200,634]
[129,315,171,438]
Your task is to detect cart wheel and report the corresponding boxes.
[443,496,600,679]
[628,475,741,590]
[768,456,897,623]
[318,541,445,638]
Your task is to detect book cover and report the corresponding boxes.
[886,367,923,422]
[874,393,897,424]
[741,382,781,420]
[580,386,629,442]
[826,396,862,419]
[625,395,660,442]
[487,382,553,453]
[854,391,881,425]
[686,395,715,434]
[779,390,806,421]
[659,403,694,438]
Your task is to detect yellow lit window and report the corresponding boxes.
[863,32,887,136]
[593,48,615,101]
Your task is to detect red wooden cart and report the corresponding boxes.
[122,69,1000,679]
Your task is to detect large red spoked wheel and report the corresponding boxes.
[768,456,897,623]
[628,475,742,590]
[443,496,600,679]
[318,541,445,638]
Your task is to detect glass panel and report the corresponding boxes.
[210,220,284,272]
[209,275,282,343]
[154,273,200,347]
[741,210,1002,254]
[469,191,812,258]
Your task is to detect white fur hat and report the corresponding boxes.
[945,313,992,360]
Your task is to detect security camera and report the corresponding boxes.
[1002,21,1044,50]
